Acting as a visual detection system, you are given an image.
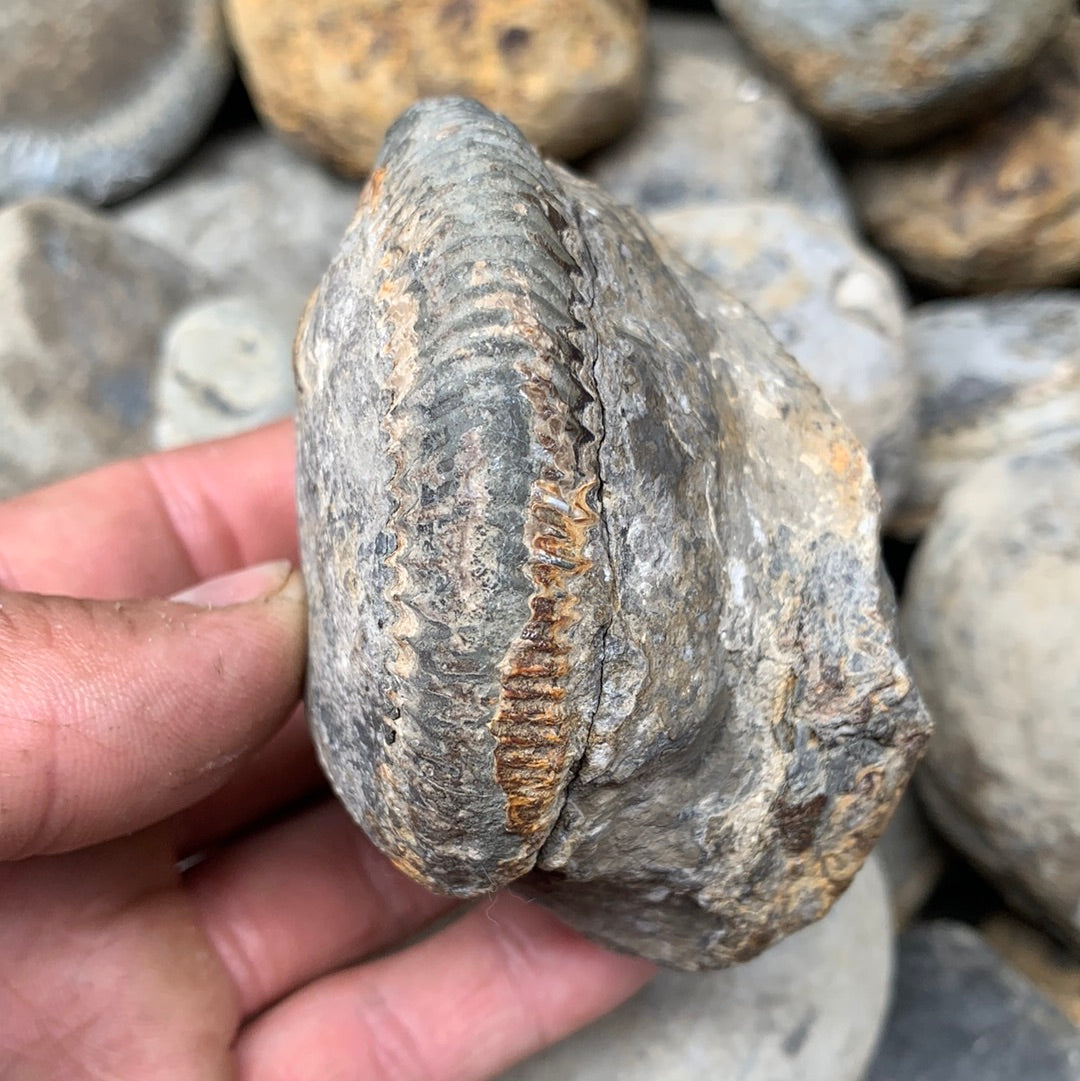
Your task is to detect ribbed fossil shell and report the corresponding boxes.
[295,97,931,969]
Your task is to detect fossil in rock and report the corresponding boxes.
[295,97,931,969]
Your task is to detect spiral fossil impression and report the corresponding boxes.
[295,97,931,969]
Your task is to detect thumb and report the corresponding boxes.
[0,561,307,861]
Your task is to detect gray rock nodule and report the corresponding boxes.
[295,97,931,969]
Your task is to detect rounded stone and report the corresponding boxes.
[500,857,892,1081]
[0,0,232,206]
[587,13,852,226]
[893,292,1080,538]
[714,0,1070,150]
[850,19,1080,292]
[876,792,945,928]
[903,447,1080,948]
[865,922,1080,1081]
[115,129,362,339]
[154,296,295,450]
[224,0,646,175]
[649,199,915,519]
[0,198,205,499]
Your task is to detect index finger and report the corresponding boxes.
[0,421,297,600]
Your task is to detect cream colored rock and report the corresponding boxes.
[851,19,1080,292]
[224,0,646,175]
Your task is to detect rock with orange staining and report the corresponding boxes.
[296,98,930,969]
[850,19,1080,292]
[714,0,1071,150]
[223,0,646,176]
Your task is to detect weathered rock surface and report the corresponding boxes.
[0,198,204,499]
[296,97,930,969]
[903,448,1080,948]
[851,20,1080,292]
[983,913,1080,1027]
[714,0,1070,150]
[0,0,232,205]
[115,128,361,339]
[864,922,1080,1081]
[876,792,945,928]
[154,296,295,450]
[587,13,851,226]
[224,0,646,176]
[649,199,915,518]
[892,292,1080,538]
[501,857,892,1081]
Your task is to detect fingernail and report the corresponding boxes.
[171,560,295,607]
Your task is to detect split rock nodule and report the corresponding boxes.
[295,97,930,969]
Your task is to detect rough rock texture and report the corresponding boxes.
[115,129,362,339]
[500,858,892,1081]
[983,913,1080,1027]
[876,792,945,928]
[154,296,295,450]
[224,0,646,175]
[0,198,204,499]
[892,292,1080,538]
[864,922,1080,1081]
[714,0,1070,150]
[649,199,915,519]
[903,449,1080,948]
[0,0,232,205]
[296,97,930,969]
[587,13,852,226]
[851,20,1080,292]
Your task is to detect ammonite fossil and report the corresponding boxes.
[295,97,931,969]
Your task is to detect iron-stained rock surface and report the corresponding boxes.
[296,97,930,969]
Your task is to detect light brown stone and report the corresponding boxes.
[224,0,646,175]
[851,19,1080,292]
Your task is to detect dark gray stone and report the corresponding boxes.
[892,291,1080,538]
[716,0,1071,149]
[0,0,232,206]
[586,13,852,226]
[0,197,205,499]
[501,858,892,1081]
[296,97,930,970]
[865,922,1080,1081]
[903,448,1080,949]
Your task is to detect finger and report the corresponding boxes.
[173,705,326,858]
[0,827,238,1081]
[234,893,655,1081]
[0,562,306,860]
[0,420,296,599]
[186,800,457,1019]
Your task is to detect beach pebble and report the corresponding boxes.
[224,0,646,175]
[154,296,295,450]
[864,922,1080,1081]
[0,0,232,205]
[0,198,204,499]
[586,13,851,226]
[500,858,892,1081]
[903,448,1080,949]
[893,292,1080,537]
[876,792,946,928]
[851,19,1080,292]
[649,199,915,517]
[714,0,1070,150]
[116,128,361,339]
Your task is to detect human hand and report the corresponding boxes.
[0,420,654,1081]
